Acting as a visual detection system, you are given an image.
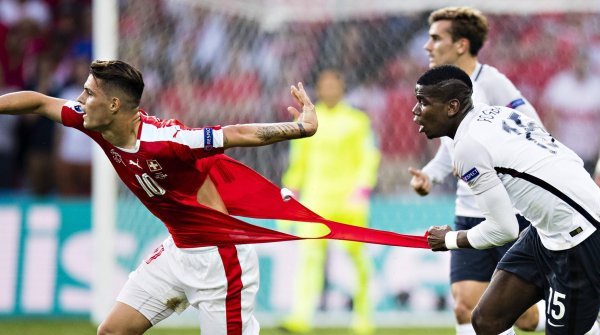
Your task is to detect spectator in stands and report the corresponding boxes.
[0,113,17,190]
[541,49,600,175]
[0,0,51,29]
[55,57,92,196]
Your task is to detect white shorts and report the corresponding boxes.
[116,236,260,335]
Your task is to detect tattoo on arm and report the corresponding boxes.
[256,123,297,143]
[297,122,307,138]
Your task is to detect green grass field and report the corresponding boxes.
[0,320,544,335]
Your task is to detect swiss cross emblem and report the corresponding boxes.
[147,160,162,172]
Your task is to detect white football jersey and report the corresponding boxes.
[423,63,541,217]
[454,104,599,250]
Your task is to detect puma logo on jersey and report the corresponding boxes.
[129,159,143,169]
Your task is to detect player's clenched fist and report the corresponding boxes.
[408,167,432,196]
[427,225,453,251]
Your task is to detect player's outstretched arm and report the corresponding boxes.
[0,91,66,123]
[222,82,316,148]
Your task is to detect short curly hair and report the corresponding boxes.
[417,65,473,105]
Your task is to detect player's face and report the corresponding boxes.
[412,84,451,139]
[76,75,114,131]
[424,20,461,68]
[317,71,344,107]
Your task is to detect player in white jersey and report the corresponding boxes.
[0,60,318,335]
[416,64,600,335]
[408,7,544,333]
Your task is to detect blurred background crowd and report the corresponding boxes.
[2,0,600,197]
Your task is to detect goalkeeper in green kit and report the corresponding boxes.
[279,68,381,334]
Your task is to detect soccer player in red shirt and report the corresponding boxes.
[0,60,317,335]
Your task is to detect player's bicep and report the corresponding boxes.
[467,183,520,249]
[454,135,500,194]
[38,96,68,123]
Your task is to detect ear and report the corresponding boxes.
[447,99,461,117]
[456,38,470,55]
[110,97,121,113]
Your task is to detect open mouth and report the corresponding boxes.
[413,116,424,133]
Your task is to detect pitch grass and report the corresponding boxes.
[0,319,543,335]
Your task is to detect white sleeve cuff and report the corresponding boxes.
[444,231,459,250]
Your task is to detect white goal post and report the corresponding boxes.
[91,0,118,325]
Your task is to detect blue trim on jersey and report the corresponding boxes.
[461,167,480,183]
[473,64,484,81]
[203,128,214,150]
[507,98,525,109]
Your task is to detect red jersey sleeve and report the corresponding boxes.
[167,123,225,160]
[61,101,85,130]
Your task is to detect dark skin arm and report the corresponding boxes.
[427,225,473,251]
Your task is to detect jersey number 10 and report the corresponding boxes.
[135,173,166,197]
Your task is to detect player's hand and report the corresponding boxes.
[408,167,432,196]
[288,82,317,137]
[594,174,600,188]
[427,225,452,251]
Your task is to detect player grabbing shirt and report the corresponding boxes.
[418,65,600,335]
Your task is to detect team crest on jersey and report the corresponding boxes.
[147,159,162,172]
[461,167,480,183]
[110,149,125,166]
[65,101,84,113]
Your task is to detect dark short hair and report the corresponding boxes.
[417,65,473,103]
[90,60,144,106]
[428,6,488,56]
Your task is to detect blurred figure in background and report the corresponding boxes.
[0,113,17,191]
[17,54,58,196]
[541,49,600,175]
[279,69,380,334]
[55,57,92,196]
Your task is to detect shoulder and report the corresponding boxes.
[458,105,509,144]
[477,64,516,88]
[139,114,188,143]
[343,103,371,122]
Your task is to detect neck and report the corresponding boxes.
[102,110,141,149]
[448,103,474,139]
[321,99,341,109]
[455,56,478,77]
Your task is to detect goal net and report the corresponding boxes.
[92,0,600,327]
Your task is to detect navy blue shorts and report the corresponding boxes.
[450,215,529,283]
[498,226,600,334]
